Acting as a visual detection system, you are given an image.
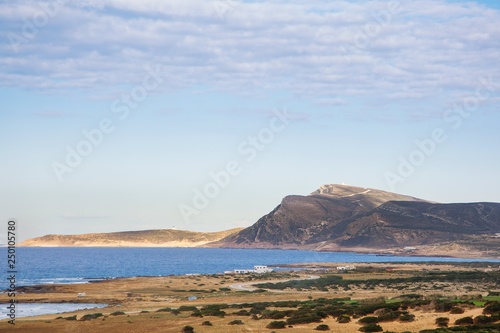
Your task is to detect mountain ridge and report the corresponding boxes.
[21,184,500,258]
[21,228,243,247]
[212,184,500,257]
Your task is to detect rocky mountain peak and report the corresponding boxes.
[214,185,500,256]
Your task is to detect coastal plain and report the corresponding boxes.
[2,262,500,333]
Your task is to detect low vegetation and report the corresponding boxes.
[181,326,194,333]
[110,311,125,316]
[359,323,383,332]
[315,324,330,330]
[435,317,450,327]
[21,263,500,333]
[255,271,500,292]
[266,321,287,329]
[79,313,103,321]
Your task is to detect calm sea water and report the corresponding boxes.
[0,303,107,319]
[2,247,499,289]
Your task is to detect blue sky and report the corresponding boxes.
[1,0,500,241]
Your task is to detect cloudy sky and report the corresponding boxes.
[1,0,500,241]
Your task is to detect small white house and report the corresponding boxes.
[229,265,273,274]
[254,265,273,273]
[336,265,356,271]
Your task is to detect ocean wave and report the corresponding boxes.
[17,277,96,286]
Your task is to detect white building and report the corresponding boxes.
[228,265,273,274]
[254,265,273,273]
[336,265,356,271]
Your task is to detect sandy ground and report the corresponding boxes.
[1,263,498,332]
[0,304,488,333]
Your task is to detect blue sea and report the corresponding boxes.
[0,303,107,319]
[3,247,499,289]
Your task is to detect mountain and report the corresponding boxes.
[22,185,500,257]
[213,184,500,257]
[20,228,243,247]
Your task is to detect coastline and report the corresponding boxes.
[17,244,500,260]
[2,261,499,333]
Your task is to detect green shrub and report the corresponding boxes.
[454,316,473,325]
[181,326,194,333]
[484,302,500,315]
[473,315,494,325]
[261,310,289,319]
[377,311,400,322]
[337,315,351,323]
[329,308,347,317]
[249,303,267,314]
[201,321,212,326]
[266,321,286,329]
[435,317,449,327]
[178,306,198,312]
[315,324,330,331]
[399,313,415,322]
[359,323,383,332]
[450,306,465,314]
[434,300,454,312]
[201,304,226,317]
[201,309,225,317]
[156,307,172,312]
[400,293,423,299]
[110,311,125,316]
[354,302,398,317]
[228,319,244,325]
[190,310,203,317]
[252,289,267,293]
[358,316,379,324]
[316,310,328,319]
[80,313,103,321]
[233,309,250,316]
[286,312,322,325]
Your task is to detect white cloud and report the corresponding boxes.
[1,0,499,117]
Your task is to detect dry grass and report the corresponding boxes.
[1,263,498,333]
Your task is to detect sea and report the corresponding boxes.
[1,247,499,319]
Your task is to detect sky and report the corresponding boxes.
[1,0,500,242]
